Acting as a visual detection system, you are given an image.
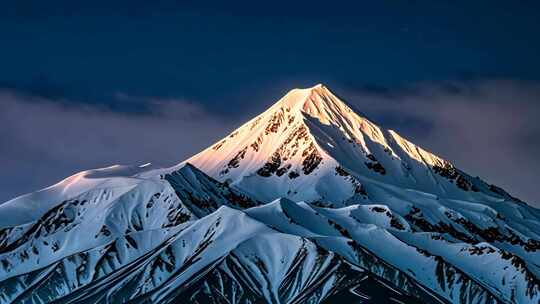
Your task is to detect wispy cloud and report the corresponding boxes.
[344,80,540,206]
[0,90,239,202]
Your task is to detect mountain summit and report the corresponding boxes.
[0,85,538,304]
[188,84,517,205]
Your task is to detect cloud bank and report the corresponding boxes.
[0,90,239,202]
[344,80,540,206]
[1,80,539,207]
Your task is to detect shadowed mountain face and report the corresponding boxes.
[0,85,538,304]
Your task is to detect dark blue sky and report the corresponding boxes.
[2,1,540,113]
[1,1,540,205]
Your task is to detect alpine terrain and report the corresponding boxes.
[0,84,538,304]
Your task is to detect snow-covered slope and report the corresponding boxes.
[0,84,539,304]
[0,164,154,228]
[184,84,540,302]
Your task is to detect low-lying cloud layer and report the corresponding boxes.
[1,80,539,207]
[344,80,540,206]
[0,91,239,202]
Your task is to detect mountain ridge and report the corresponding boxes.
[0,84,538,304]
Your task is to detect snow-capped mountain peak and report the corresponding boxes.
[187,84,513,206]
[264,83,373,130]
[271,83,346,119]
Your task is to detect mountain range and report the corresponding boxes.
[0,84,538,304]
